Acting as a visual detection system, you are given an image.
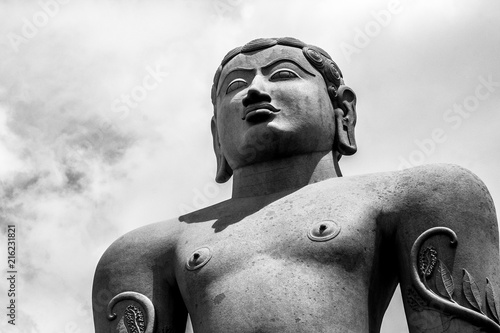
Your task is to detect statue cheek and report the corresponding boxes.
[270,88,294,106]
[218,104,240,127]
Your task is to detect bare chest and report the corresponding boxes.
[173,185,389,332]
[179,193,377,284]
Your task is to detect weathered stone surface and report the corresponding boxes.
[93,38,500,333]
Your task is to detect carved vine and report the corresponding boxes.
[410,227,500,332]
[107,291,155,333]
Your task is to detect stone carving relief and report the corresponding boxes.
[107,291,155,333]
[409,227,500,332]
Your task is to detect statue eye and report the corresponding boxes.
[270,69,299,81]
[226,79,247,94]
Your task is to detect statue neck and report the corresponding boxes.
[231,151,340,198]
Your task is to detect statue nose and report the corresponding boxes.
[242,88,271,107]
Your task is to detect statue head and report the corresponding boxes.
[211,37,357,183]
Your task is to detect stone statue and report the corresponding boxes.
[92,37,500,333]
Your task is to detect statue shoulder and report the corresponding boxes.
[96,218,182,275]
[396,163,490,195]
[393,163,496,218]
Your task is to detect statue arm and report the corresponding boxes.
[394,164,500,332]
[92,221,187,333]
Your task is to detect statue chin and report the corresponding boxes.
[244,116,332,159]
[228,129,322,170]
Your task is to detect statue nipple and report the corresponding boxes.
[307,220,341,242]
[186,247,212,270]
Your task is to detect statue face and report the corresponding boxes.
[214,46,336,170]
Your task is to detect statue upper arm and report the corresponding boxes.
[394,164,500,332]
[92,220,187,333]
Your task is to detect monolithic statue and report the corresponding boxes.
[92,37,500,333]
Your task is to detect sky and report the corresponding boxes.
[0,0,499,332]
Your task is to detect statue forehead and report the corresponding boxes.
[219,46,317,83]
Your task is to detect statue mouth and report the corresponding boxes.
[242,103,281,123]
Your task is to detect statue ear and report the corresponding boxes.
[211,116,233,183]
[333,86,357,156]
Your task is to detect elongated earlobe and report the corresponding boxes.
[211,116,233,183]
[334,86,357,155]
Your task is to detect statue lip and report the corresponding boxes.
[242,103,281,122]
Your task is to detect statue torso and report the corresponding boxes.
[94,165,497,333]
[173,174,398,333]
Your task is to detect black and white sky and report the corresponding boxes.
[1,1,500,332]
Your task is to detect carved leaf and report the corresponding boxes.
[124,305,145,333]
[435,260,454,301]
[463,269,483,313]
[419,246,438,278]
[486,278,500,323]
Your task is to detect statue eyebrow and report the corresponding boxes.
[224,67,255,76]
[261,58,316,77]
[223,58,315,77]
